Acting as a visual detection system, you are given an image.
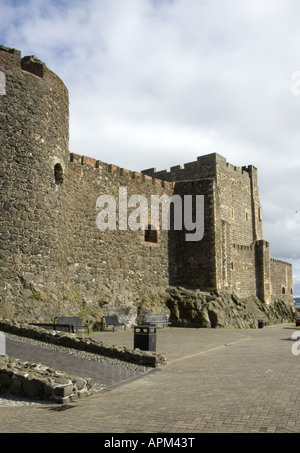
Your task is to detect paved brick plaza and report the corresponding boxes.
[0,324,299,433]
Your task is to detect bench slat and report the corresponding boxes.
[54,317,89,333]
[144,314,172,327]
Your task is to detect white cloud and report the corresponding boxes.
[1,0,300,294]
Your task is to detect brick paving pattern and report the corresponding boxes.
[6,337,148,388]
[0,325,299,433]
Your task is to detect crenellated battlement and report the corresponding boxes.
[226,162,254,178]
[0,45,21,69]
[142,152,254,183]
[232,243,255,251]
[271,258,292,267]
[256,240,269,248]
[232,241,271,252]
[0,45,67,93]
[142,157,200,180]
[69,153,175,191]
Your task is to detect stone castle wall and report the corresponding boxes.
[63,154,175,325]
[0,45,177,324]
[170,178,216,290]
[0,45,294,326]
[270,258,293,301]
[0,46,71,321]
[230,244,257,297]
[143,149,293,304]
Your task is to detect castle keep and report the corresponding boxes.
[0,45,293,325]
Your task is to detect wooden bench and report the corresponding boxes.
[144,314,172,327]
[103,315,126,332]
[54,317,90,334]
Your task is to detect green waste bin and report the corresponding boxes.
[134,326,156,352]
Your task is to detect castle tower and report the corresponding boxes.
[242,165,263,242]
[0,45,69,318]
[255,240,271,304]
[0,44,293,323]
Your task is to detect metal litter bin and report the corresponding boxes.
[258,320,264,328]
[134,325,156,352]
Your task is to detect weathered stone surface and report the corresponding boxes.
[53,383,74,398]
[166,287,295,328]
[0,355,92,404]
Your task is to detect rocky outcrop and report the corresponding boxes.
[165,287,296,328]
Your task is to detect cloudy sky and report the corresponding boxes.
[1,0,300,296]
